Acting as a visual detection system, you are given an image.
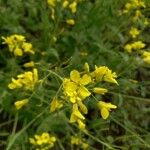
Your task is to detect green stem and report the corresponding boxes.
[109,91,150,103]
[6,109,46,150]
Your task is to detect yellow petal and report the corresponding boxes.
[70,112,77,123]
[14,99,29,110]
[104,70,118,85]
[70,70,80,83]
[78,86,91,100]
[77,119,85,130]
[73,104,85,120]
[98,101,117,110]
[71,136,80,145]
[8,78,22,89]
[74,109,85,120]
[80,74,91,85]
[77,100,88,114]
[106,103,117,109]
[62,1,69,8]
[50,98,63,112]
[93,87,108,95]
[69,2,77,13]
[66,19,75,25]
[23,61,35,68]
[14,47,23,56]
[64,81,78,96]
[101,107,109,119]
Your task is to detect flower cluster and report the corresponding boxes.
[124,41,145,53]
[2,34,35,56]
[2,34,40,110]
[122,0,150,64]
[123,0,146,14]
[8,68,40,110]
[142,51,150,64]
[29,132,56,150]
[8,68,39,91]
[47,0,81,26]
[53,63,118,129]
[71,136,89,150]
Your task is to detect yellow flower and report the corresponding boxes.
[66,19,75,25]
[63,0,69,8]
[132,41,145,50]
[8,78,22,89]
[93,87,108,95]
[14,99,29,110]
[23,61,35,68]
[104,69,118,84]
[63,70,91,103]
[14,47,23,56]
[29,132,56,148]
[47,0,56,7]
[81,142,89,150]
[71,136,81,145]
[124,44,133,53]
[8,68,39,91]
[91,66,118,84]
[125,41,145,53]
[98,101,117,119]
[70,70,91,86]
[22,42,35,54]
[131,0,146,8]
[129,27,140,38]
[70,104,85,129]
[77,100,88,114]
[133,10,142,21]
[123,3,133,13]
[71,136,89,150]
[69,1,77,13]
[142,51,150,64]
[50,97,63,112]
[2,34,34,56]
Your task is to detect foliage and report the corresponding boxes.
[0,0,150,149]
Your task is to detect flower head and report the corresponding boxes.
[50,98,63,112]
[8,68,39,91]
[2,34,34,56]
[71,136,89,150]
[14,99,29,110]
[129,27,140,38]
[63,70,91,103]
[98,101,117,119]
[93,87,108,95]
[29,132,56,149]
[91,66,118,84]
[69,1,77,13]
[142,51,150,64]
[66,19,75,25]
[23,61,35,68]
[70,104,86,130]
